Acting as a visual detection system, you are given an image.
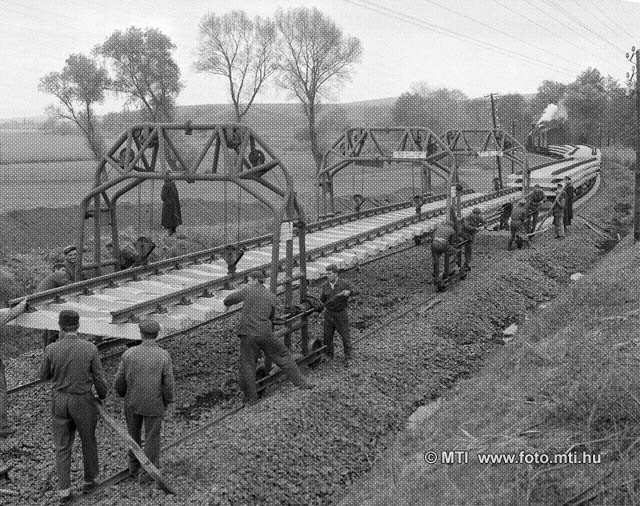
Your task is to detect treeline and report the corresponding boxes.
[38,8,362,171]
[392,68,635,146]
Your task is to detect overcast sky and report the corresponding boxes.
[2,0,640,119]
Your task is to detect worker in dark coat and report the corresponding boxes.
[430,220,459,289]
[525,184,546,233]
[320,264,359,365]
[460,208,485,270]
[160,178,182,236]
[552,185,566,239]
[508,200,531,250]
[223,271,314,405]
[113,320,174,483]
[563,176,575,227]
[39,310,108,504]
[37,262,71,347]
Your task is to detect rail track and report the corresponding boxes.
[69,293,443,504]
[8,188,519,340]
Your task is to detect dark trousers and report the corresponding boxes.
[323,310,352,358]
[508,225,530,249]
[564,202,573,226]
[124,405,162,476]
[51,392,99,490]
[238,334,307,403]
[431,241,458,282]
[461,232,476,267]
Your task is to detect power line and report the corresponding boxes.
[488,0,586,53]
[533,0,621,57]
[417,0,584,72]
[542,0,626,54]
[587,0,636,40]
[344,0,579,77]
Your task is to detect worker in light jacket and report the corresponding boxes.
[113,319,174,483]
[320,264,359,365]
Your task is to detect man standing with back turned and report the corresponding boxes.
[224,271,314,405]
[114,319,175,484]
[39,310,108,504]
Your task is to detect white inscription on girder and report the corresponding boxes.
[281,221,294,241]
[392,151,428,159]
[477,151,504,157]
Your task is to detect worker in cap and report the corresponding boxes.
[563,176,575,227]
[525,184,546,234]
[552,185,566,239]
[62,245,83,282]
[319,264,359,365]
[223,270,314,405]
[39,310,108,503]
[460,208,485,270]
[114,319,174,483]
[508,200,530,250]
[430,219,459,290]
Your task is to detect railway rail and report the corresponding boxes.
[69,294,443,504]
[7,188,520,341]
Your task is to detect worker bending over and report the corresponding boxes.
[430,220,459,290]
[525,184,545,234]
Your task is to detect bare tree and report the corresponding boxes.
[275,7,362,171]
[38,53,107,159]
[195,10,278,123]
[97,27,182,122]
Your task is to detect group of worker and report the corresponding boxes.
[430,175,576,288]
[4,260,354,502]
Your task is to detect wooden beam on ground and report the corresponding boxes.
[97,405,176,495]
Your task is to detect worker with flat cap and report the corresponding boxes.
[430,220,459,290]
[62,245,84,282]
[319,264,359,365]
[223,270,314,405]
[460,208,485,270]
[508,200,531,250]
[39,310,108,504]
[114,319,175,483]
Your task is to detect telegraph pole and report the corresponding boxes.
[490,93,503,188]
[628,48,640,242]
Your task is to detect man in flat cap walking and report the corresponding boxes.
[114,319,175,483]
[320,264,358,365]
[39,310,108,504]
[224,271,314,405]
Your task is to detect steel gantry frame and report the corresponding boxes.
[318,127,458,219]
[442,128,530,193]
[73,122,310,347]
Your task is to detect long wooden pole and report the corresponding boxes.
[635,49,640,242]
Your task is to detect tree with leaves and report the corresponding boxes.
[564,68,607,144]
[39,53,108,159]
[195,10,278,123]
[528,80,567,123]
[275,7,362,171]
[97,27,182,122]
